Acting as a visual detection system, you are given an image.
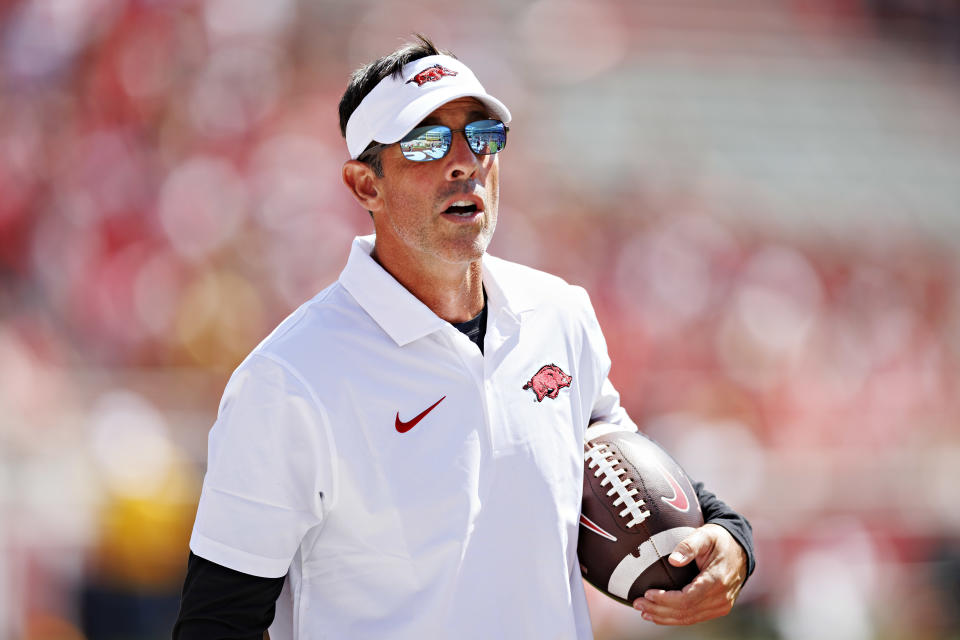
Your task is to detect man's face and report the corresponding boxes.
[371,97,500,268]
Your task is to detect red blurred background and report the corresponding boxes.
[2,1,959,638]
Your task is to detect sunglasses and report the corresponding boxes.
[363,119,509,163]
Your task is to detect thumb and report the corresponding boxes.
[668,531,705,567]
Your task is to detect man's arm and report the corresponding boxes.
[694,481,756,577]
[576,286,755,625]
[173,551,285,640]
[181,355,332,636]
[631,483,755,625]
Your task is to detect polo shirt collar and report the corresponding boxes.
[339,235,535,346]
[339,235,447,347]
[481,254,537,317]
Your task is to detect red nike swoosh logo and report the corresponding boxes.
[656,459,690,512]
[579,514,618,542]
[395,396,446,433]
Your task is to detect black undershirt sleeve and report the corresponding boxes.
[693,481,757,579]
[172,551,285,640]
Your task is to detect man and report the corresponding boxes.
[174,36,755,639]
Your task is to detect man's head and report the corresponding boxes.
[340,36,512,270]
[338,35,510,175]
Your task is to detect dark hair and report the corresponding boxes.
[339,35,455,176]
[339,35,454,137]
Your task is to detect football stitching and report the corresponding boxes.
[641,516,676,588]
[581,431,705,603]
[585,442,650,530]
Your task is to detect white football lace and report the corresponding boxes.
[585,442,650,528]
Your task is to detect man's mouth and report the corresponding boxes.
[443,200,480,216]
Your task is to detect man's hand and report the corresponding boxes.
[632,523,747,625]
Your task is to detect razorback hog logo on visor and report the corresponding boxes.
[406,64,458,86]
[523,364,572,402]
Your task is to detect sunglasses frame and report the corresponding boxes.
[359,119,509,164]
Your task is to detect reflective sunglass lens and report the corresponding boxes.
[465,120,507,155]
[400,125,451,161]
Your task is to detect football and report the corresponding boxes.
[578,423,704,606]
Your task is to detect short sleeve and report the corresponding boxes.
[190,353,334,578]
[571,285,638,433]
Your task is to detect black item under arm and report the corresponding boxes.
[172,551,285,640]
[693,481,756,578]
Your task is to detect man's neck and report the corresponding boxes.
[371,246,485,323]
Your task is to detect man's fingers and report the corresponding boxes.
[667,543,696,567]
[641,574,709,606]
[669,528,712,567]
[633,588,732,626]
[632,569,734,625]
[643,577,707,606]
[630,525,747,626]
[668,548,692,567]
[634,601,730,626]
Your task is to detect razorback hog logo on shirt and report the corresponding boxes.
[522,364,572,402]
[406,64,458,86]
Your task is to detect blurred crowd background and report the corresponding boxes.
[2,0,959,638]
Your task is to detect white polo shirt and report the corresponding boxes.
[190,235,637,640]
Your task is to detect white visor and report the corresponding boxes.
[345,54,512,159]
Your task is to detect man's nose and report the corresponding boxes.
[445,132,481,181]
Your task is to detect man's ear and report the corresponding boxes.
[342,160,382,213]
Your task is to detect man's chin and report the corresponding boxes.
[434,235,491,265]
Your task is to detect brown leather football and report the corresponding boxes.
[578,423,704,606]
